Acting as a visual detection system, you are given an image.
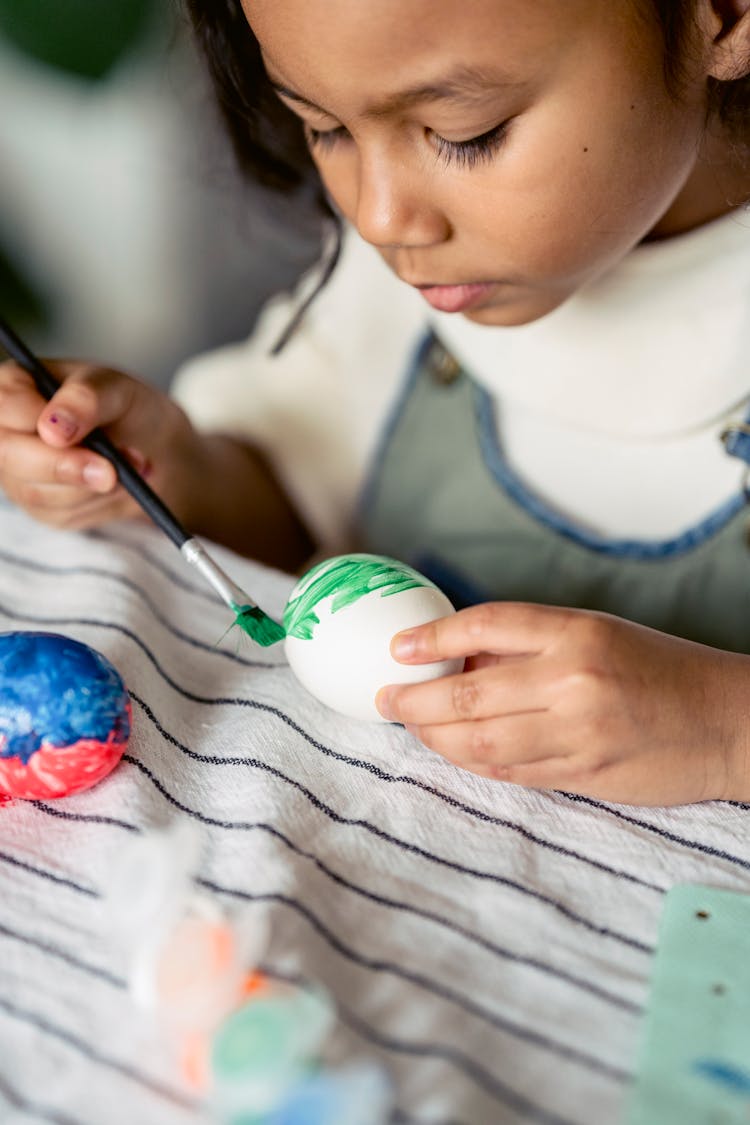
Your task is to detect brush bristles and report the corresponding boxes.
[233,605,286,647]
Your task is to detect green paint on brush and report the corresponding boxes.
[283,553,431,641]
[232,603,286,646]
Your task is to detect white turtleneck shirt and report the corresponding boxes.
[172,209,750,551]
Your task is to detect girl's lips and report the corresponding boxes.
[416,282,495,313]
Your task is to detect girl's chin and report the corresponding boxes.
[459,291,569,327]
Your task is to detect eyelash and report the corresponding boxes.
[432,122,510,168]
[305,125,348,152]
[305,121,510,169]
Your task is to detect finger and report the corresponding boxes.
[460,755,569,790]
[2,477,136,529]
[0,364,47,431]
[376,660,545,725]
[36,364,139,447]
[3,475,115,512]
[463,653,500,673]
[409,711,553,770]
[0,431,117,492]
[390,602,575,664]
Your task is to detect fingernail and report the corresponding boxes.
[391,631,416,660]
[375,688,396,721]
[47,411,78,441]
[82,461,110,490]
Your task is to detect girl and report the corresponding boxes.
[1,0,750,807]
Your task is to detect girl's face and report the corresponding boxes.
[244,0,727,325]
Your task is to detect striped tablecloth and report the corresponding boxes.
[0,500,748,1125]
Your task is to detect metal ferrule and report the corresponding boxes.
[180,538,255,611]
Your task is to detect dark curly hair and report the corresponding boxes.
[185,0,749,202]
[183,0,749,339]
[184,0,323,204]
[183,0,335,345]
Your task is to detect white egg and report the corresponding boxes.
[283,553,464,722]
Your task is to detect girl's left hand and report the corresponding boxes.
[375,603,750,806]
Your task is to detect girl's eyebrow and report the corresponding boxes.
[269,64,522,117]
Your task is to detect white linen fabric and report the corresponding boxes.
[1,502,750,1124]
[172,210,750,546]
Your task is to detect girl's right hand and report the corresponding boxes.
[0,358,194,531]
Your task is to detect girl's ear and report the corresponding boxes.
[707,0,750,80]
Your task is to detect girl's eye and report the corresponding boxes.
[304,119,512,169]
[305,124,350,152]
[431,121,511,169]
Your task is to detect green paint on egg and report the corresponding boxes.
[283,554,433,640]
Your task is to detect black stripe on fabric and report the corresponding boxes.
[80,528,748,873]
[90,618,668,893]
[0,918,125,989]
[339,1002,582,1125]
[0,849,98,897]
[0,823,633,1089]
[0,606,654,953]
[259,964,583,1125]
[1,612,745,925]
[31,800,141,832]
[389,1108,467,1125]
[0,994,198,1110]
[0,506,266,618]
[69,543,750,885]
[0,602,273,693]
[128,653,750,887]
[0,598,708,895]
[5,775,628,1095]
[0,1069,432,1125]
[0,1070,86,1125]
[201,877,631,1086]
[27,793,640,1017]
[89,528,292,627]
[87,526,224,603]
[558,792,750,873]
[0,909,590,1123]
[0,543,273,669]
[1,518,745,879]
[390,1113,466,1125]
[127,703,654,955]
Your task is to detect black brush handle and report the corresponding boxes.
[0,315,190,549]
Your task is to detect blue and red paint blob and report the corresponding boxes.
[0,632,130,800]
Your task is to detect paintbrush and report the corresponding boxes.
[0,314,285,646]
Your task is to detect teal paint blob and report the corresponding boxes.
[210,986,334,1117]
[692,1059,750,1097]
[283,554,432,641]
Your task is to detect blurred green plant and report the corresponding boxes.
[0,0,161,80]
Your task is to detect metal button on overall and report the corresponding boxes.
[427,343,461,385]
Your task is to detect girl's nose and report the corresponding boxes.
[354,152,450,250]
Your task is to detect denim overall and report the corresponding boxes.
[357,332,750,653]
